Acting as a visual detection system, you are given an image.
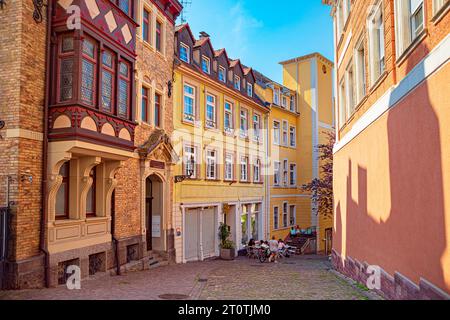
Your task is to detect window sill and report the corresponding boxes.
[396,29,428,68]
[142,40,155,52]
[432,3,450,25]
[368,70,388,95]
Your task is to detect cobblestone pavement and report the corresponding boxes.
[0,255,375,300]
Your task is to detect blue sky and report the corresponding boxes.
[178,0,333,83]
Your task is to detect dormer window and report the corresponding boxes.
[202,56,211,74]
[274,88,280,105]
[234,75,241,90]
[282,96,287,108]
[180,43,190,63]
[219,66,226,83]
[117,0,132,16]
[247,83,253,97]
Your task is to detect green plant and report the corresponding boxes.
[218,223,234,249]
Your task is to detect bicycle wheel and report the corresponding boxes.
[259,252,267,263]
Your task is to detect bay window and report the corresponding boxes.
[118,60,131,118]
[81,37,97,105]
[58,35,75,103]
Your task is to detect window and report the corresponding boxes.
[282,96,287,108]
[368,3,385,85]
[55,162,70,219]
[434,0,449,15]
[253,159,261,183]
[274,161,280,186]
[282,202,288,228]
[58,34,74,102]
[202,56,211,74]
[282,120,288,146]
[155,20,162,52]
[81,37,97,105]
[346,60,355,116]
[273,88,280,105]
[154,92,161,127]
[141,87,149,123]
[101,50,115,112]
[234,75,241,90]
[143,9,151,43]
[290,95,296,112]
[247,83,253,97]
[337,0,344,36]
[289,163,297,186]
[273,207,279,230]
[179,43,190,63]
[205,94,216,128]
[118,0,131,16]
[86,167,96,218]
[183,84,195,122]
[224,101,234,133]
[219,66,226,83]
[240,156,249,182]
[118,60,131,118]
[339,79,347,127]
[355,38,367,103]
[253,114,261,142]
[240,108,248,138]
[289,126,296,147]
[289,205,296,226]
[273,121,280,145]
[206,150,217,180]
[395,0,425,56]
[184,145,197,178]
[283,160,288,186]
[225,152,234,181]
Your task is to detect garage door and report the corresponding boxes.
[185,209,200,261]
[202,208,216,259]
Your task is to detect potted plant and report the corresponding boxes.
[218,223,235,260]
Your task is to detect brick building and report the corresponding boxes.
[0,0,181,289]
[324,0,450,299]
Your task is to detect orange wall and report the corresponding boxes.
[333,62,450,294]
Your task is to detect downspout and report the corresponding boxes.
[111,191,121,276]
[40,0,53,288]
[264,113,270,240]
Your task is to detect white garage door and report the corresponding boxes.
[185,209,200,261]
[202,208,216,259]
[184,207,217,262]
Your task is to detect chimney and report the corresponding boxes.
[199,31,210,39]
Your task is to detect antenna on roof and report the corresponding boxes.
[180,0,192,24]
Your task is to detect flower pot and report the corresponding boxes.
[220,248,235,260]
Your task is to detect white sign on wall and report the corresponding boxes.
[152,215,161,238]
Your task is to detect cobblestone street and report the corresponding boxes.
[0,256,377,300]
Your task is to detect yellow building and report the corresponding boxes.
[255,53,334,253]
[172,25,270,263]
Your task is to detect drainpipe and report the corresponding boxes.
[111,192,121,276]
[39,0,53,288]
[264,113,270,240]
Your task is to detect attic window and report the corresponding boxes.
[219,66,226,83]
[180,43,190,63]
[234,75,241,90]
[202,56,211,74]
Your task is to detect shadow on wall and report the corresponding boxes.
[335,43,449,298]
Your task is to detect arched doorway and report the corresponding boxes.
[145,175,164,252]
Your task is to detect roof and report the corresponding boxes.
[253,69,292,93]
[279,52,334,67]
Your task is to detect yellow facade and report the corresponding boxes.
[257,53,334,252]
[172,63,269,263]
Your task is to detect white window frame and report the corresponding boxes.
[345,59,355,116]
[289,163,297,187]
[394,0,425,58]
[252,113,261,142]
[253,158,261,183]
[179,42,190,63]
[183,83,196,123]
[205,93,216,129]
[201,55,211,74]
[224,101,234,134]
[283,159,289,186]
[240,108,248,138]
[282,120,288,146]
[273,88,280,105]
[338,78,347,128]
[240,156,249,182]
[234,75,241,90]
[273,120,280,145]
[273,206,279,230]
[289,126,296,148]
[289,95,296,112]
[354,37,367,104]
[224,152,234,181]
[289,205,296,227]
[282,202,288,228]
[433,0,449,15]
[184,144,198,179]
[247,83,253,97]
[274,161,280,186]
[206,149,217,180]
[367,1,385,86]
[219,66,227,83]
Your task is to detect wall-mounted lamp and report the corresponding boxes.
[32,0,45,23]
[167,80,173,98]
